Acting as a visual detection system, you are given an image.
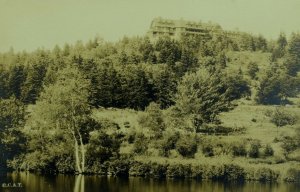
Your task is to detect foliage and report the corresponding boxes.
[256,66,297,104]
[133,133,148,155]
[175,134,198,158]
[138,102,165,137]
[263,144,274,157]
[158,131,180,157]
[0,97,25,168]
[86,130,121,164]
[174,68,248,127]
[231,142,247,157]
[248,140,261,158]
[284,33,300,76]
[22,65,91,173]
[269,107,297,127]
[247,61,259,79]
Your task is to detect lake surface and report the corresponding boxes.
[1,172,300,192]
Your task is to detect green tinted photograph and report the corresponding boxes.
[0,0,300,191]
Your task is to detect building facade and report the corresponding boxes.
[147,17,221,40]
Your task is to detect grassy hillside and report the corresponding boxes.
[90,51,300,181]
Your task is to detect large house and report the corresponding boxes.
[147,17,222,40]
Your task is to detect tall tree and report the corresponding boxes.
[174,68,244,127]
[24,66,91,173]
[284,33,300,76]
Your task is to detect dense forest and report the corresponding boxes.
[1,28,300,181]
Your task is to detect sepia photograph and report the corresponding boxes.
[0,0,300,191]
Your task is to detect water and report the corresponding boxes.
[0,172,300,192]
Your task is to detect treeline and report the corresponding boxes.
[1,29,300,175]
[0,31,299,108]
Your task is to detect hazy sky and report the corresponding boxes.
[1,0,300,52]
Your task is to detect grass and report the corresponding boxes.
[89,51,300,180]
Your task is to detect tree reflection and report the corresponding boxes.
[74,175,85,192]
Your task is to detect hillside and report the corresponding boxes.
[1,24,300,181]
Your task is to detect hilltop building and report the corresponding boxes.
[147,17,222,40]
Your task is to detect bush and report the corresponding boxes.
[108,158,131,176]
[159,132,180,157]
[166,164,191,178]
[263,144,274,157]
[224,164,245,181]
[247,61,259,79]
[85,161,109,175]
[191,165,206,179]
[281,136,299,154]
[138,102,165,137]
[133,133,148,154]
[203,165,224,180]
[175,134,198,158]
[255,167,279,182]
[284,168,300,182]
[269,107,297,128]
[248,141,261,158]
[202,143,214,157]
[86,131,121,163]
[129,162,151,177]
[231,142,247,157]
[149,162,167,178]
[126,131,136,144]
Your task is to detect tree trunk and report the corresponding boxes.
[78,133,85,173]
[74,139,82,173]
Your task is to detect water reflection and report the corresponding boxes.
[0,172,299,192]
[74,175,84,192]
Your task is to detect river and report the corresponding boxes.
[1,172,300,192]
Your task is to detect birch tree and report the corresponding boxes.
[24,65,91,173]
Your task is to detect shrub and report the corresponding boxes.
[127,133,136,144]
[138,102,165,137]
[202,143,214,157]
[255,167,279,182]
[281,136,299,154]
[263,144,274,157]
[231,142,247,157]
[284,168,300,182]
[175,134,198,158]
[133,133,148,154]
[224,164,245,181]
[247,61,259,79]
[108,158,131,176]
[248,141,261,158]
[270,107,297,128]
[166,164,191,178]
[191,165,206,179]
[159,131,180,157]
[149,162,167,178]
[85,161,109,175]
[86,131,121,163]
[129,162,151,177]
[203,165,224,180]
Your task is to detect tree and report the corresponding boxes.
[175,134,198,158]
[256,66,296,104]
[0,97,25,169]
[152,67,177,108]
[138,102,165,138]
[120,65,154,110]
[284,33,300,76]
[21,50,50,103]
[271,32,287,61]
[174,68,244,128]
[155,36,181,65]
[247,61,259,79]
[269,107,297,134]
[24,65,91,173]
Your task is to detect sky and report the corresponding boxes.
[0,0,300,52]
